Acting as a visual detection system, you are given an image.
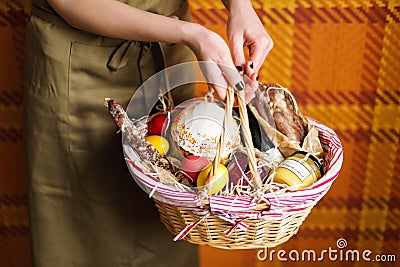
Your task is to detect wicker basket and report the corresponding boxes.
[121,86,343,249]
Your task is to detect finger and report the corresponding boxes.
[248,39,274,74]
[199,61,229,100]
[245,60,255,80]
[243,74,258,103]
[219,62,245,93]
[231,88,255,105]
[250,72,259,83]
[229,35,246,74]
[232,74,257,105]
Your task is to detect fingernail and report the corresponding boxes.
[236,66,244,75]
[235,81,245,91]
[256,75,259,81]
[249,62,254,69]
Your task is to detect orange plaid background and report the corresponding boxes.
[0,1,399,266]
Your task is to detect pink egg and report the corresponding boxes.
[181,155,211,184]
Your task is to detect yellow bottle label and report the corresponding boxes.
[279,159,311,182]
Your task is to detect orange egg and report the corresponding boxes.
[197,164,229,194]
[145,135,169,156]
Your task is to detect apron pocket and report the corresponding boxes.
[68,40,141,152]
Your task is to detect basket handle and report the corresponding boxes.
[205,86,262,191]
[204,86,234,190]
[236,89,262,189]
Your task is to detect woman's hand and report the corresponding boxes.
[184,24,257,103]
[225,0,274,81]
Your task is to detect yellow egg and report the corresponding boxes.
[145,135,169,156]
[197,164,229,194]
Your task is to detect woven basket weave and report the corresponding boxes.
[122,87,343,249]
[154,200,313,249]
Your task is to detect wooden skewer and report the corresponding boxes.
[205,86,235,192]
[236,89,262,189]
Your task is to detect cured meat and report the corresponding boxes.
[106,99,172,170]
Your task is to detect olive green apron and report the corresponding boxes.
[23,1,197,266]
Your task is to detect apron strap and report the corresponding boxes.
[106,40,144,71]
[106,40,175,109]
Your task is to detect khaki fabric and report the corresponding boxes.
[23,1,197,266]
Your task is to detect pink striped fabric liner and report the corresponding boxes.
[173,213,209,241]
[125,155,201,206]
[224,220,246,236]
[173,211,253,240]
[209,195,257,213]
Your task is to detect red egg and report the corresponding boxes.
[148,113,168,136]
[181,155,211,184]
